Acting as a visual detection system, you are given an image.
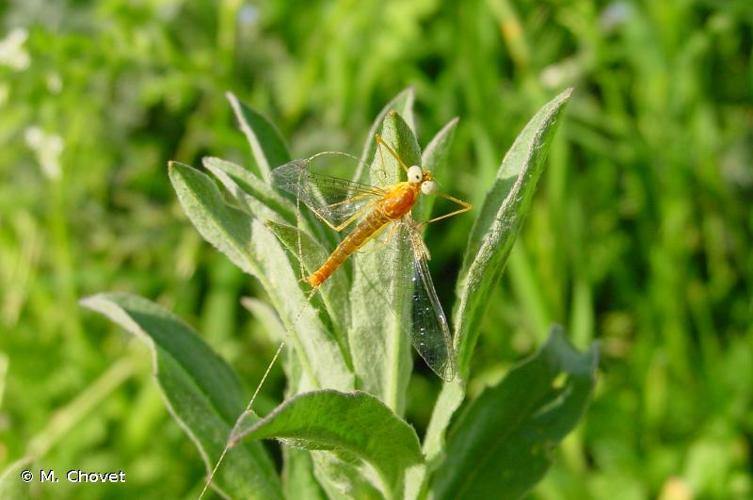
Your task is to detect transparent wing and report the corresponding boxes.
[397,221,456,381]
[271,152,385,230]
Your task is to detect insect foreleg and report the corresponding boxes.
[375,133,410,173]
[423,191,473,224]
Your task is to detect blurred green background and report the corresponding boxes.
[1,0,752,498]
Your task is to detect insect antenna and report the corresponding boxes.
[198,340,286,499]
[197,276,322,498]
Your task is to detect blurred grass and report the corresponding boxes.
[1,0,751,498]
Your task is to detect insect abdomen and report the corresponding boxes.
[307,210,389,287]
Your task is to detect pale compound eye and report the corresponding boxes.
[421,180,437,195]
[407,165,423,184]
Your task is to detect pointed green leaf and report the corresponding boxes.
[349,111,417,413]
[226,92,291,182]
[433,328,598,499]
[203,156,296,225]
[265,220,351,339]
[168,161,354,390]
[232,390,424,499]
[415,117,459,222]
[424,89,573,464]
[80,292,282,499]
[422,378,465,463]
[455,89,573,373]
[352,87,415,185]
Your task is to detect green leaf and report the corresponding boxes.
[424,89,573,464]
[265,220,351,339]
[415,117,459,223]
[455,89,573,373]
[168,161,354,390]
[240,296,320,401]
[283,448,327,500]
[242,297,286,345]
[422,378,465,463]
[311,452,384,500]
[0,458,32,499]
[80,292,282,499]
[226,92,291,182]
[433,327,598,500]
[231,390,424,499]
[349,111,418,414]
[202,156,296,226]
[352,87,415,185]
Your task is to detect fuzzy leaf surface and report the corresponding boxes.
[434,328,598,499]
[232,390,424,499]
[203,156,296,225]
[169,162,353,390]
[415,117,459,222]
[81,292,282,499]
[424,90,573,462]
[352,87,415,185]
[226,92,290,182]
[455,89,573,372]
[349,111,418,414]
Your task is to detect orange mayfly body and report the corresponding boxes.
[271,134,471,381]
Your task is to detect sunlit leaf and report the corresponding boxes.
[424,89,573,462]
[455,89,574,372]
[415,117,459,222]
[433,327,598,500]
[349,111,417,413]
[168,161,354,390]
[80,292,282,499]
[351,87,415,185]
[231,390,424,499]
[226,92,291,182]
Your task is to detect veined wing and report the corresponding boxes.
[271,152,385,229]
[399,221,456,381]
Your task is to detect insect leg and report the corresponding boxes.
[422,191,473,224]
[375,133,410,173]
[331,201,379,232]
[352,220,399,255]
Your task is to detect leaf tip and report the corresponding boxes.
[225,90,239,105]
[78,294,98,309]
[559,87,575,101]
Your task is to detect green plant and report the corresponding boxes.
[81,88,597,499]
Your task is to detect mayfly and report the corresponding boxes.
[271,133,471,381]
